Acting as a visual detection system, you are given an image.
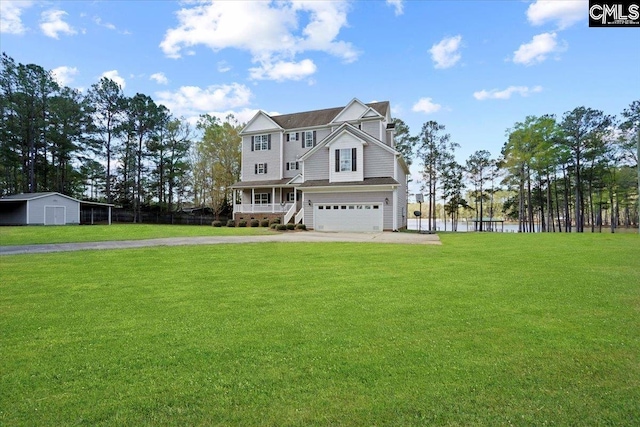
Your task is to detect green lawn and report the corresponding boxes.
[0,224,273,246]
[1,234,639,425]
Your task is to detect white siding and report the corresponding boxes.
[332,102,367,122]
[244,114,280,133]
[304,146,330,181]
[241,132,281,181]
[328,133,364,183]
[361,120,381,140]
[363,143,394,178]
[28,195,79,225]
[283,127,331,178]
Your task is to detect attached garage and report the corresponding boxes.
[314,203,383,232]
[0,192,112,226]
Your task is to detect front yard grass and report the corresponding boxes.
[1,233,639,425]
[0,223,273,246]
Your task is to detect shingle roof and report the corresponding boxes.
[1,192,54,201]
[299,177,399,188]
[231,178,297,189]
[270,101,389,130]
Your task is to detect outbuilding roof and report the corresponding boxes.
[0,192,114,207]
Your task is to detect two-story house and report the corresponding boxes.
[231,98,409,232]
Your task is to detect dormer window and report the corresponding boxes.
[336,148,357,172]
[252,134,270,151]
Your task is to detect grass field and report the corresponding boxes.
[0,224,273,246]
[1,233,639,425]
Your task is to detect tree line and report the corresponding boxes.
[395,100,639,233]
[0,53,242,221]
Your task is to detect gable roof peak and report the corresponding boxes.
[268,99,390,130]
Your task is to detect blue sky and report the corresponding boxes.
[2,0,639,188]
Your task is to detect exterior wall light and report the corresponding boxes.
[308,200,312,206]
[385,197,389,205]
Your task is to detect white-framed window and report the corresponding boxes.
[254,193,270,204]
[335,148,356,172]
[253,134,270,151]
[304,131,314,148]
[287,192,296,202]
[255,163,267,174]
[288,132,299,142]
[286,161,299,171]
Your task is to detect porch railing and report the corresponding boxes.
[234,203,293,214]
[283,203,297,224]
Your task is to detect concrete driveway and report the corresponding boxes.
[0,231,440,255]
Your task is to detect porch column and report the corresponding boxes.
[392,188,398,231]
[108,206,112,225]
[272,187,276,212]
[251,188,255,213]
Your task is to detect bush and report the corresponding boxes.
[270,223,278,229]
[295,224,306,230]
[270,218,281,226]
[212,220,222,227]
[238,220,247,227]
[286,223,295,230]
[260,220,270,227]
[276,224,287,231]
[226,220,235,227]
[250,219,260,227]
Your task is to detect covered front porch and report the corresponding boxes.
[231,179,305,224]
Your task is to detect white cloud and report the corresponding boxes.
[1,0,33,34]
[93,15,130,34]
[155,83,252,119]
[51,66,78,86]
[40,9,77,39]
[386,0,404,16]
[513,32,565,65]
[93,16,116,30]
[249,59,317,82]
[412,98,442,114]
[429,35,462,69]
[101,70,126,89]
[473,85,543,100]
[527,0,586,30]
[217,61,231,73]
[150,72,169,85]
[160,1,357,81]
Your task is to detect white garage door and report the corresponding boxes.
[44,206,65,225]
[314,203,383,232]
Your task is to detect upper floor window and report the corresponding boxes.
[335,148,357,172]
[255,163,267,174]
[304,131,314,148]
[252,134,271,151]
[286,161,299,171]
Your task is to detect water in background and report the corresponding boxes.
[407,219,521,232]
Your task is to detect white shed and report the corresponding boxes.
[0,192,84,225]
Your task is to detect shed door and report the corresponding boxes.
[44,206,65,225]
[314,204,383,232]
